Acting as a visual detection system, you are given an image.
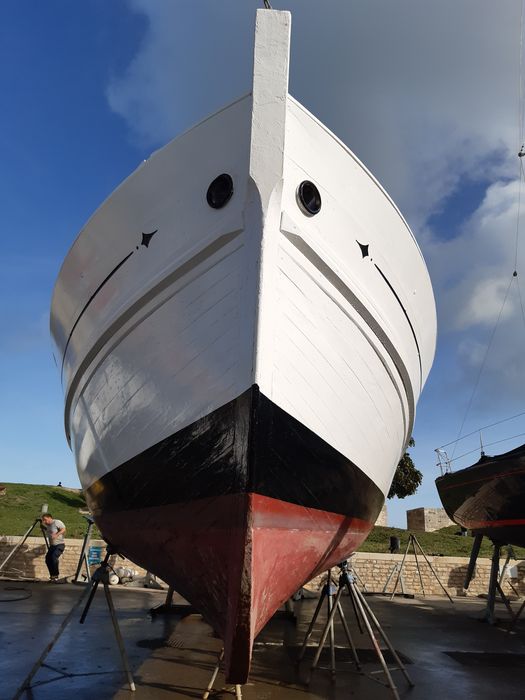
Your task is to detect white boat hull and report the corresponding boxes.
[50,9,436,682]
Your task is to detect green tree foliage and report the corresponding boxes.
[387,437,422,499]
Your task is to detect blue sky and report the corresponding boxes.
[2,1,525,528]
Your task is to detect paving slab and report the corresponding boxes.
[1,581,525,699]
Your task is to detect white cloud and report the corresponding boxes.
[107,1,522,222]
[427,178,522,329]
[456,276,516,329]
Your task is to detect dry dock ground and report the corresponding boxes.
[1,581,525,699]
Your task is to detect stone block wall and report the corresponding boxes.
[406,507,454,532]
[2,535,525,600]
[304,551,525,598]
[0,535,147,581]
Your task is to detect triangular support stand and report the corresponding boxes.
[0,514,49,578]
[385,533,453,603]
[202,648,242,700]
[297,560,414,700]
[12,546,136,699]
[73,514,95,583]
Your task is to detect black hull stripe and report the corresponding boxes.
[60,250,135,379]
[85,386,384,524]
[374,263,422,387]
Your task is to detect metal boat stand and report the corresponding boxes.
[465,535,514,624]
[508,594,525,634]
[297,561,413,700]
[150,585,198,616]
[382,562,407,597]
[499,545,520,597]
[0,510,49,578]
[386,533,453,603]
[202,648,242,700]
[73,514,95,583]
[12,547,136,699]
[297,569,353,680]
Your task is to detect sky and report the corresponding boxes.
[2,0,525,528]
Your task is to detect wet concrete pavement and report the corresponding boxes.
[1,580,525,699]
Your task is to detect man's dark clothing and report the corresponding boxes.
[45,544,65,577]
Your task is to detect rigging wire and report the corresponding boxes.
[448,430,525,465]
[450,274,514,459]
[447,2,525,460]
[516,268,525,328]
[516,0,525,272]
[437,408,525,450]
[514,158,524,270]
[519,0,525,156]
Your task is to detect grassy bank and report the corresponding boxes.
[1,483,523,559]
[359,525,525,559]
[0,482,97,539]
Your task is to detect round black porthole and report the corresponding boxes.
[297,180,321,216]
[206,173,234,209]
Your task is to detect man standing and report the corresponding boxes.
[41,513,66,581]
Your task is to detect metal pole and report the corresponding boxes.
[79,550,110,624]
[495,581,514,618]
[203,649,223,699]
[348,557,367,592]
[12,584,92,699]
[508,598,525,634]
[412,535,454,603]
[40,521,50,550]
[74,519,94,583]
[165,586,175,607]
[390,537,411,601]
[0,518,39,574]
[485,542,501,624]
[351,578,414,688]
[103,583,136,691]
[327,578,336,678]
[411,535,426,595]
[306,585,344,683]
[336,601,361,669]
[498,545,515,587]
[297,583,327,662]
[464,533,483,589]
[382,563,399,594]
[347,574,365,633]
[345,577,401,700]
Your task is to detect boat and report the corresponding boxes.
[436,444,525,547]
[50,8,436,682]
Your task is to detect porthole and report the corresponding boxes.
[297,180,321,216]
[206,173,234,209]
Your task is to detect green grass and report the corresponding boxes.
[359,525,525,558]
[1,483,524,558]
[0,482,99,539]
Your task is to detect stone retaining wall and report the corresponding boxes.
[305,551,525,598]
[0,535,147,581]
[1,536,524,599]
